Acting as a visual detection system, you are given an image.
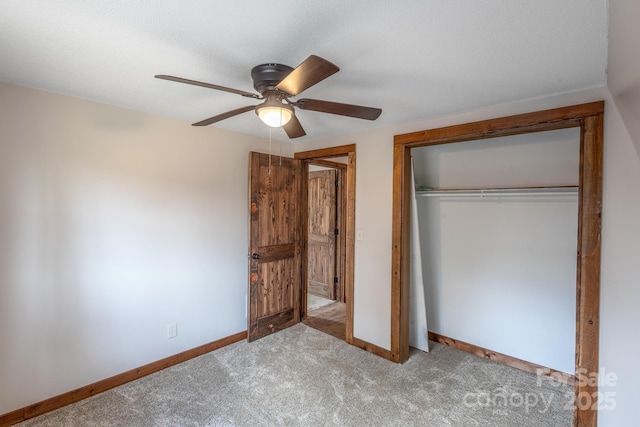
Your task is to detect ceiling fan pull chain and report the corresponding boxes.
[279,110,283,170]
[268,127,272,177]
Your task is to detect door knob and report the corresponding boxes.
[252,253,260,260]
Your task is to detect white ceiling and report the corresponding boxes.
[0,1,608,142]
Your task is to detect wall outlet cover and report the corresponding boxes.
[167,323,177,339]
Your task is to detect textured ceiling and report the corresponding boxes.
[0,1,608,142]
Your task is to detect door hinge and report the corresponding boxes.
[334,228,339,235]
[334,277,339,284]
[335,180,339,187]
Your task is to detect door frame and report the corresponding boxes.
[295,144,355,344]
[391,102,604,427]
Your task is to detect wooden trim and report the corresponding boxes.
[394,102,604,147]
[0,411,22,427]
[308,158,348,169]
[294,156,304,326]
[0,331,247,427]
[344,152,356,344]
[351,337,393,361]
[575,113,603,427]
[390,143,411,362]
[428,332,576,386]
[392,101,604,427]
[300,161,310,319]
[295,144,356,159]
[336,165,347,302]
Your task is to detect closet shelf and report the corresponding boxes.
[415,186,578,198]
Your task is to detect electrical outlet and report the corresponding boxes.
[167,323,177,339]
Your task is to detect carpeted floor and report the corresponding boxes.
[17,324,573,426]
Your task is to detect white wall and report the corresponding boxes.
[608,0,640,157]
[294,84,640,425]
[597,96,640,427]
[412,129,581,188]
[308,164,333,172]
[412,129,580,373]
[597,2,640,424]
[0,82,293,414]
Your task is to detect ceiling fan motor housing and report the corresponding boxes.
[251,63,294,94]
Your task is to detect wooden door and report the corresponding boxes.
[248,152,302,341]
[307,169,337,300]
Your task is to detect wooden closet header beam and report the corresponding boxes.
[394,101,604,147]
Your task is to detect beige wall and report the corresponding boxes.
[0,82,294,413]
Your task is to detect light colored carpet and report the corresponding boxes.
[17,324,573,426]
[307,294,335,311]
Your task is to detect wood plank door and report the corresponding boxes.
[307,169,337,300]
[248,152,302,342]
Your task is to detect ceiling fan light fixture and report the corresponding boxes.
[256,101,293,128]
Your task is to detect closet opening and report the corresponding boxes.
[410,128,580,378]
[391,102,604,427]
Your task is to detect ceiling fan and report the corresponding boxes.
[155,55,382,138]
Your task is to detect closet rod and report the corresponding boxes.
[415,186,578,198]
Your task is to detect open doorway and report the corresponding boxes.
[294,144,356,345]
[304,159,347,340]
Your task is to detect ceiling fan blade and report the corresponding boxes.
[155,75,260,99]
[283,114,306,138]
[296,98,382,120]
[276,55,339,96]
[192,105,256,126]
